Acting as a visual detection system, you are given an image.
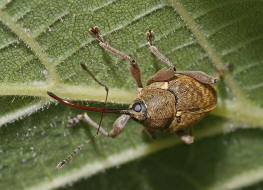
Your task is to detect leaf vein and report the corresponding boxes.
[244,82,263,91]
[26,120,248,190]
[10,7,31,23]
[208,14,256,38]
[167,0,263,126]
[0,100,48,127]
[167,0,249,98]
[54,4,165,66]
[0,39,18,50]
[222,34,263,56]
[234,60,263,75]
[0,0,13,10]
[192,0,253,22]
[0,9,58,85]
[91,0,117,12]
[31,10,70,38]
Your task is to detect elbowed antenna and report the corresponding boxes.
[47,92,130,115]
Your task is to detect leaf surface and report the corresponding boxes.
[0,0,263,189]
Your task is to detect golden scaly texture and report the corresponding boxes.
[131,74,217,133]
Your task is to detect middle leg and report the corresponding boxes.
[90,26,143,88]
[146,30,175,70]
[145,30,178,85]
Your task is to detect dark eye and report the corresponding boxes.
[133,103,142,112]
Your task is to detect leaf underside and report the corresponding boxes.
[0,0,263,190]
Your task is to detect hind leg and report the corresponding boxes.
[146,30,231,85]
[177,63,231,84]
[176,129,194,144]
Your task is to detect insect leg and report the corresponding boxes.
[68,113,84,126]
[146,68,175,85]
[146,30,175,70]
[57,64,109,169]
[214,62,232,81]
[57,114,130,169]
[176,130,194,144]
[176,70,218,84]
[80,63,109,136]
[177,63,231,84]
[81,113,130,138]
[90,26,143,88]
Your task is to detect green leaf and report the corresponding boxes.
[0,0,262,190]
[58,128,263,190]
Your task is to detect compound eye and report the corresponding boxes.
[133,103,142,112]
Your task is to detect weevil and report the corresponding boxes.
[48,26,229,169]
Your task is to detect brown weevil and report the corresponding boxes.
[48,26,229,169]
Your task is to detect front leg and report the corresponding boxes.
[69,112,130,138]
[57,113,130,169]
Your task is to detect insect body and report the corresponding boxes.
[48,27,222,169]
[132,73,217,136]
